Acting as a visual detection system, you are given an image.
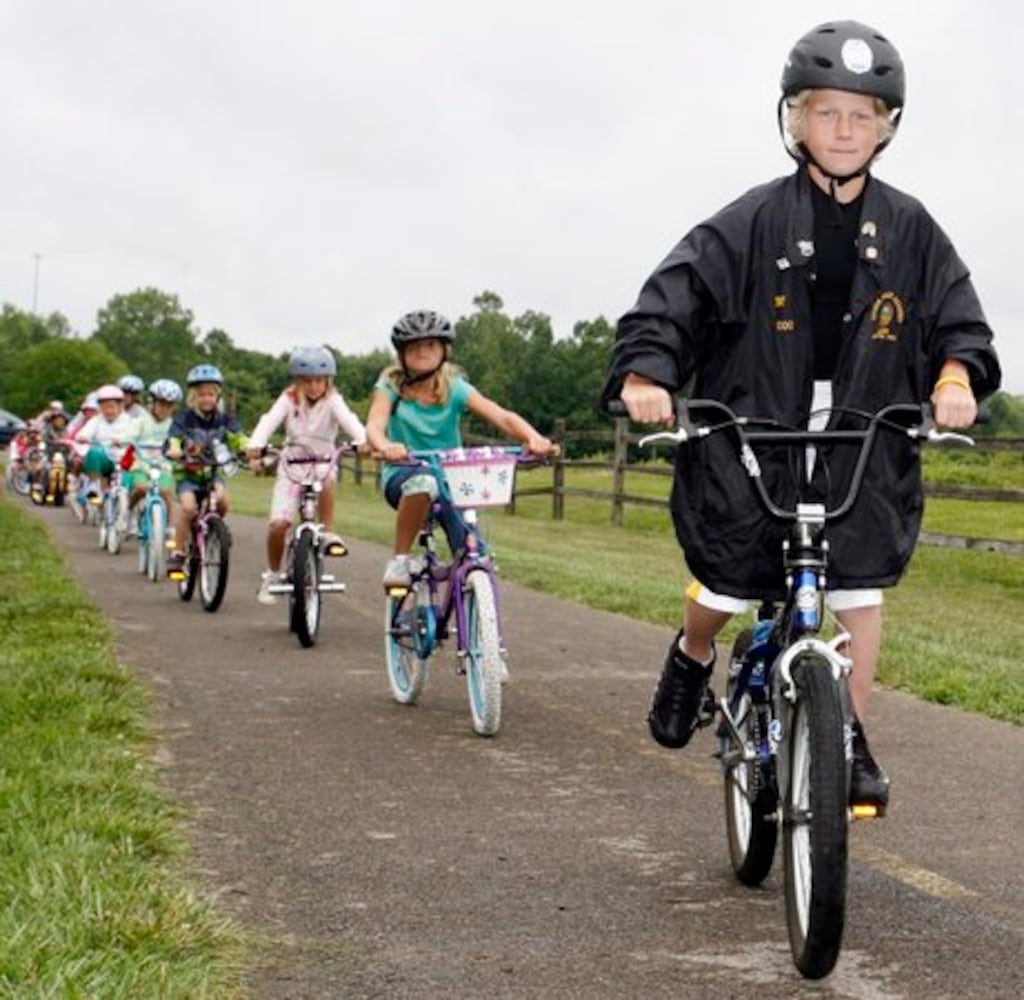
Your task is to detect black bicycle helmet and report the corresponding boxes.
[779,20,905,185]
[390,310,454,351]
[781,20,905,110]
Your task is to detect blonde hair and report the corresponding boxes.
[381,360,463,405]
[186,383,223,414]
[784,89,896,158]
[288,379,337,410]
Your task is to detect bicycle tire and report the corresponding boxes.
[147,501,166,582]
[178,538,199,602]
[106,490,126,555]
[12,466,31,496]
[722,629,778,886]
[384,589,431,705]
[138,506,150,574]
[98,497,109,550]
[51,468,66,507]
[464,570,502,737]
[199,517,230,612]
[291,531,321,648]
[783,653,849,980]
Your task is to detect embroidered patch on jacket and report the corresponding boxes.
[773,293,795,333]
[870,291,906,342]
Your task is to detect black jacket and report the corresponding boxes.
[603,167,1001,598]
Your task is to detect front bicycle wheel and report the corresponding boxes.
[384,589,432,705]
[178,538,199,602]
[463,570,502,737]
[199,518,230,612]
[106,490,126,554]
[138,507,150,574]
[722,630,778,886]
[291,531,321,648]
[147,502,167,582]
[783,653,849,980]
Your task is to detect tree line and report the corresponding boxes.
[1,287,1021,442]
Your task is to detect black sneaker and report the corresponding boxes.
[647,631,715,749]
[850,719,890,810]
[166,551,186,578]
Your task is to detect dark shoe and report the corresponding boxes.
[166,551,186,578]
[850,719,890,810]
[647,631,715,749]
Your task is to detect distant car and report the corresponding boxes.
[0,408,26,447]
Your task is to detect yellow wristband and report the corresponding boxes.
[934,375,971,393]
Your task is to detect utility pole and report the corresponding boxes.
[32,252,42,313]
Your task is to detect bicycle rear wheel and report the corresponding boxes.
[783,653,849,979]
[384,589,432,705]
[722,630,778,886]
[291,531,321,648]
[199,518,230,612]
[463,570,502,736]
[147,502,167,582]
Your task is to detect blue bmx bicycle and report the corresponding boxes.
[384,446,529,737]
[638,399,972,979]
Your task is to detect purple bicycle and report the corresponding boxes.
[384,446,528,736]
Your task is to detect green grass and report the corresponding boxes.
[233,458,1023,725]
[0,497,247,998]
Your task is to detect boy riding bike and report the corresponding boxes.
[126,379,182,522]
[164,364,248,576]
[603,20,1000,811]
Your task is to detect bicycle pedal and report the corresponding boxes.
[325,542,348,557]
[385,584,411,597]
[167,571,187,581]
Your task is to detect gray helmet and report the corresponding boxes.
[118,373,145,394]
[148,378,183,403]
[781,20,905,110]
[288,345,337,377]
[390,310,454,350]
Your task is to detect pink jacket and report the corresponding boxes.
[248,388,366,452]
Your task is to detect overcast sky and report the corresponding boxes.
[2,0,1020,391]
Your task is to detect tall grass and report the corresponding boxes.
[0,497,247,998]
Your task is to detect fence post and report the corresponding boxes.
[612,417,627,527]
[553,418,566,521]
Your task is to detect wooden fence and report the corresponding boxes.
[513,418,1024,557]
[341,419,1024,556]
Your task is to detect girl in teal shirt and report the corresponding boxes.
[366,309,557,587]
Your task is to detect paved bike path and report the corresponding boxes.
[33,503,1024,999]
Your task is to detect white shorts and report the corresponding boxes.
[686,579,883,614]
[269,466,336,523]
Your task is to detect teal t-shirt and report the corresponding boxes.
[375,375,475,488]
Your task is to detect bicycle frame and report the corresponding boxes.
[394,449,515,662]
[264,442,353,603]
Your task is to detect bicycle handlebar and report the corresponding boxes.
[619,397,973,522]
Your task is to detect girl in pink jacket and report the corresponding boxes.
[247,346,366,605]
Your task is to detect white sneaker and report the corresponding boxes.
[382,554,412,589]
[257,570,281,606]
